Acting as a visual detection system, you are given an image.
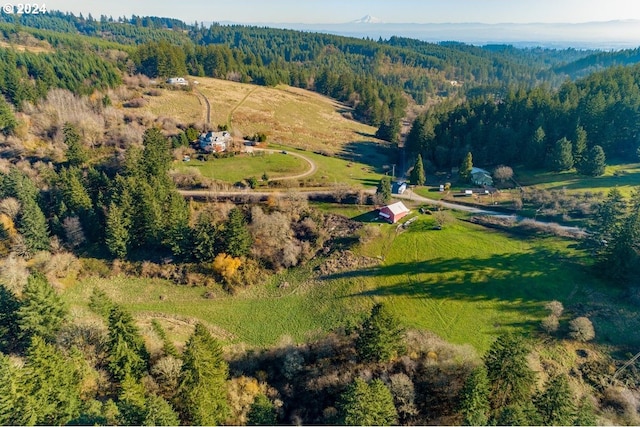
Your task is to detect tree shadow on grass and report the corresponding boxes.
[339,141,395,173]
[322,247,591,329]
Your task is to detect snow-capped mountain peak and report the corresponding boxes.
[352,15,383,24]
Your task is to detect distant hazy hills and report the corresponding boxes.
[216,17,640,49]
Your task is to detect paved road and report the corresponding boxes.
[395,189,504,215]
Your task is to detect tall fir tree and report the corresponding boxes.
[105,202,130,258]
[460,152,473,182]
[0,353,19,425]
[458,365,491,426]
[64,122,88,167]
[17,197,50,254]
[106,305,150,382]
[409,154,426,186]
[592,187,626,243]
[534,374,575,426]
[17,273,67,345]
[484,333,535,416]
[16,336,82,425]
[376,177,392,204]
[572,125,588,169]
[546,137,574,171]
[222,208,252,257]
[177,323,230,426]
[339,378,398,426]
[0,284,21,353]
[579,145,606,176]
[355,303,405,363]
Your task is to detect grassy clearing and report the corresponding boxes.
[62,214,639,353]
[515,162,640,197]
[144,89,203,121]
[173,151,307,183]
[268,144,387,188]
[63,269,369,348]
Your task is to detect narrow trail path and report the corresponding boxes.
[193,88,211,125]
[228,87,259,128]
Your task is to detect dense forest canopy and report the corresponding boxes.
[1,9,629,128]
[406,64,640,171]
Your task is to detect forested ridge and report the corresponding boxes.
[406,63,640,172]
[0,10,611,128]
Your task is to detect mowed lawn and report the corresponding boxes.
[173,151,308,183]
[62,214,638,353]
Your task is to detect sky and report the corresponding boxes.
[49,0,640,25]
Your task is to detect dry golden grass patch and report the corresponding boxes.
[143,89,202,122]
[0,40,53,54]
[144,77,382,156]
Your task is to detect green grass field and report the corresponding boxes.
[515,162,640,196]
[62,213,639,353]
[173,151,308,183]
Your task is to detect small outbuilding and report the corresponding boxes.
[378,201,410,224]
[470,167,493,186]
[392,181,407,195]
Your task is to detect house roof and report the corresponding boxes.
[381,201,410,216]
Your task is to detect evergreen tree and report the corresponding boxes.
[527,126,547,168]
[106,305,149,382]
[339,378,398,426]
[376,177,392,204]
[0,353,19,425]
[141,127,172,179]
[604,205,640,279]
[355,303,405,363]
[0,284,21,353]
[459,365,490,426]
[0,96,17,135]
[574,396,597,426]
[409,154,426,186]
[64,122,88,167]
[17,273,67,344]
[17,335,82,425]
[593,187,626,243]
[460,152,473,182]
[222,208,252,258]
[105,202,130,258]
[572,125,588,169]
[579,145,606,176]
[546,137,574,171]
[143,394,180,426]
[177,323,230,425]
[247,394,277,425]
[117,374,147,425]
[192,213,220,263]
[375,118,401,143]
[534,374,575,426]
[484,333,535,414]
[17,197,50,254]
